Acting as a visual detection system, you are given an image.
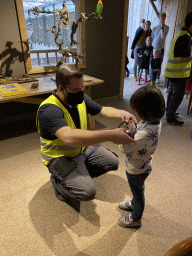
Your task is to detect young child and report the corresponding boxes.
[137,36,153,85]
[118,85,165,228]
[150,49,161,85]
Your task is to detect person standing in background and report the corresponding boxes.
[137,36,153,85]
[125,36,130,77]
[164,12,192,126]
[151,12,169,83]
[137,19,146,30]
[150,49,161,86]
[131,21,152,81]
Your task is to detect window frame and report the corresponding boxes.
[15,0,86,74]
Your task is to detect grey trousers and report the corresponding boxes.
[48,145,119,201]
[166,78,188,120]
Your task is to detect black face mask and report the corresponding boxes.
[66,90,84,107]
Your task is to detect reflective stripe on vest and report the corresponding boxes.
[164,30,192,78]
[40,140,78,151]
[37,95,87,165]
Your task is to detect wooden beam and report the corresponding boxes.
[149,0,159,17]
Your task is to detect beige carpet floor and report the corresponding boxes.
[1,74,192,256]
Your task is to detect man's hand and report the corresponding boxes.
[160,18,165,27]
[119,110,138,127]
[110,128,135,144]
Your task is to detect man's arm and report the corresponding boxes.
[55,126,135,147]
[183,53,192,62]
[54,98,137,147]
[99,106,137,125]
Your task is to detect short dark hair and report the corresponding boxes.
[56,66,83,89]
[185,12,192,28]
[159,12,166,18]
[130,85,165,122]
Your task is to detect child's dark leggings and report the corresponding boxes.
[139,69,149,78]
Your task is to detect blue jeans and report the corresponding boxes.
[166,78,188,120]
[126,167,151,221]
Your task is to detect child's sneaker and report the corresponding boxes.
[118,214,142,228]
[119,200,134,211]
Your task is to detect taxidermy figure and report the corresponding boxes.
[95,0,103,19]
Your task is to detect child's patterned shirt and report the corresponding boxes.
[119,120,162,175]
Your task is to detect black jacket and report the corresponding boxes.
[131,27,152,50]
[150,57,161,70]
[137,45,153,69]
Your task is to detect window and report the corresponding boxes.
[15,0,86,74]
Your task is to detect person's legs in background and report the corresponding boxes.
[138,56,143,80]
[125,55,129,77]
[156,49,164,81]
[151,69,158,85]
[166,78,187,125]
[164,78,170,92]
[134,46,140,80]
[144,69,149,84]
[137,69,143,85]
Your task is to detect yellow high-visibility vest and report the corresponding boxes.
[37,95,87,165]
[164,30,192,78]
